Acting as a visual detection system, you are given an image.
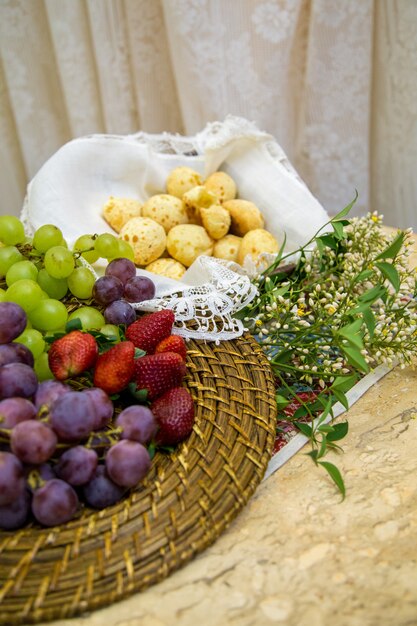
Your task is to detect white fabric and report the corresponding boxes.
[22,116,329,341]
[0,1,416,231]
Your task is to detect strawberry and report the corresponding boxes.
[93,341,136,395]
[125,310,175,354]
[155,334,187,361]
[151,387,195,446]
[133,351,187,401]
[48,331,98,380]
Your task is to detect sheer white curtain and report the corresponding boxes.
[0,0,416,229]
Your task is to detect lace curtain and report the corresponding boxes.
[0,0,416,230]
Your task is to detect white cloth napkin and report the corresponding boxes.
[21,116,330,340]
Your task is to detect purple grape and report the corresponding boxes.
[0,397,37,428]
[105,440,151,488]
[0,342,34,368]
[34,380,71,411]
[105,257,136,285]
[123,275,156,303]
[82,387,114,430]
[50,391,95,442]
[0,489,31,530]
[55,445,98,486]
[0,451,25,505]
[31,478,78,527]
[11,420,57,464]
[104,300,136,326]
[82,464,125,509]
[0,302,27,344]
[93,275,124,306]
[116,405,158,445]
[0,363,38,400]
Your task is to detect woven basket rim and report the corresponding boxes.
[0,334,277,625]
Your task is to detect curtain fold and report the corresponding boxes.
[0,0,416,230]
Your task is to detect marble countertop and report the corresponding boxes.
[34,360,417,626]
[32,228,417,626]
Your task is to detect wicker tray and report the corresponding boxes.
[0,334,277,625]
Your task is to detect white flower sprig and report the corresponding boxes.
[238,198,417,496]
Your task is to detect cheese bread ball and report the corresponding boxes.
[166,166,202,199]
[145,258,186,281]
[238,229,279,265]
[204,171,237,203]
[119,217,166,266]
[223,199,264,237]
[200,205,231,240]
[182,186,219,224]
[102,196,143,233]
[167,224,214,267]
[213,235,242,263]
[142,194,188,233]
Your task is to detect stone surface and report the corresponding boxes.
[34,364,417,626]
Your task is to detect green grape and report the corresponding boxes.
[94,233,119,260]
[114,239,135,262]
[37,268,68,300]
[68,306,105,330]
[67,267,96,299]
[34,352,54,381]
[73,234,99,264]
[32,224,63,253]
[0,288,6,302]
[6,279,44,312]
[0,215,25,245]
[5,260,38,286]
[29,299,69,331]
[59,237,69,248]
[0,246,24,278]
[14,328,45,358]
[44,246,75,279]
[100,324,121,342]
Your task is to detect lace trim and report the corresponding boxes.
[131,256,258,342]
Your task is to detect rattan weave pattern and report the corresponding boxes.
[0,334,277,625]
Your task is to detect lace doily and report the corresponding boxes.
[21,116,330,342]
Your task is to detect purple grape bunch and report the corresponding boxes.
[92,258,156,326]
[0,298,158,530]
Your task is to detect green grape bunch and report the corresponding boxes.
[0,215,136,375]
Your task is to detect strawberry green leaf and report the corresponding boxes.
[65,318,83,332]
[128,383,148,402]
[147,441,156,460]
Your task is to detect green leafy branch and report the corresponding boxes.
[241,198,417,497]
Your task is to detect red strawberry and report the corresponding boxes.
[125,310,175,354]
[151,387,195,446]
[93,341,136,395]
[134,352,187,401]
[48,331,98,380]
[155,334,187,361]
